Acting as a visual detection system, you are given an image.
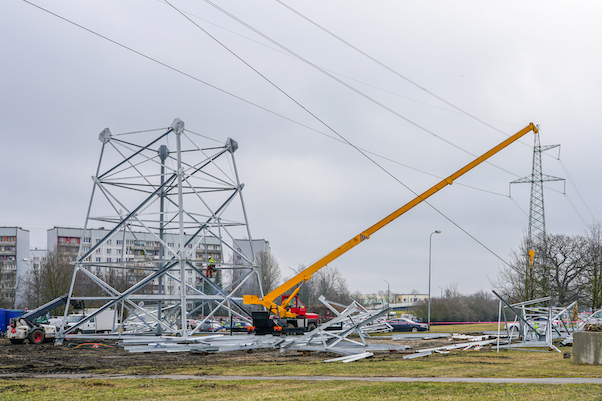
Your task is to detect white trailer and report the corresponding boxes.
[65,309,117,334]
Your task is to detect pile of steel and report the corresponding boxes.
[120,298,410,357]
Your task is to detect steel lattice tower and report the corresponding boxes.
[56,118,261,343]
[511,131,563,245]
[510,130,563,300]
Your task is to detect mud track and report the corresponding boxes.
[0,336,451,376]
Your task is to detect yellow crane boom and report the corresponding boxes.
[244,123,538,318]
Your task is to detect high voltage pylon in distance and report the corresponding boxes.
[510,129,564,299]
[511,130,564,245]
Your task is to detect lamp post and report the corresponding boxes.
[437,285,443,298]
[428,230,441,330]
[381,277,390,304]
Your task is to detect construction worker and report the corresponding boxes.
[207,257,216,278]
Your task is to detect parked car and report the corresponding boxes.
[504,317,560,333]
[216,321,254,333]
[589,310,602,324]
[387,318,428,332]
[197,320,222,332]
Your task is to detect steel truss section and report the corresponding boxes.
[56,118,261,343]
[278,298,408,355]
[493,291,578,353]
[318,295,393,334]
[119,298,410,357]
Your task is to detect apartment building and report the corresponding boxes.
[0,227,30,307]
[233,239,270,266]
[47,226,223,292]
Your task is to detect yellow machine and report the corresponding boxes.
[244,123,538,330]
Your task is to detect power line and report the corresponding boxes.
[21,0,520,200]
[22,0,522,266]
[558,160,599,221]
[275,1,534,148]
[166,0,522,267]
[198,0,523,179]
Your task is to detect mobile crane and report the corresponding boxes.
[244,123,539,334]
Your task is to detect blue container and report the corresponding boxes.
[6,310,25,330]
[0,309,6,334]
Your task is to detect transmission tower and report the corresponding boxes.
[511,130,563,244]
[510,129,563,299]
[56,118,261,343]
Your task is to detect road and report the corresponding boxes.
[2,373,601,384]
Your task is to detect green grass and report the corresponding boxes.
[3,325,602,400]
[0,378,601,401]
[429,323,500,333]
[176,347,602,378]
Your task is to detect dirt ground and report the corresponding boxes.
[0,336,454,376]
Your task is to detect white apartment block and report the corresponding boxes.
[233,239,270,266]
[47,227,223,292]
[0,227,30,308]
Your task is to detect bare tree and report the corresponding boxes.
[494,233,588,305]
[23,247,74,309]
[413,286,499,322]
[541,233,588,304]
[304,265,350,316]
[257,250,281,294]
[493,237,538,303]
[230,250,281,298]
[582,223,602,311]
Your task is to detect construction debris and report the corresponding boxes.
[120,298,410,359]
[492,291,580,353]
[324,352,374,363]
[391,333,451,340]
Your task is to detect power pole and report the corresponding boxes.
[511,130,564,299]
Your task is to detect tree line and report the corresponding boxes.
[493,223,602,311]
[21,246,154,311]
[412,285,500,322]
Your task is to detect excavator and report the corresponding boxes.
[244,123,539,334]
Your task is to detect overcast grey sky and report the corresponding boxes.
[2,1,601,296]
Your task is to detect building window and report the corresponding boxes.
[106,239,112,245]
[96,257,102,262]
[106,249,112,254]
[107,257,112,262]
[96,248,101,253]
[83,237,91,243]
[116,240,122,245]
[59,237,66,243]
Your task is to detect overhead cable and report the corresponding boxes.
[166,0,518,266]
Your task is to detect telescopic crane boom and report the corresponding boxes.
[244,123,538,319]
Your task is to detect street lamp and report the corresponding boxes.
[428,230,441,330]
[381,277,390,304]
[437,285,443,298]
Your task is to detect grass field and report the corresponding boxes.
[146,345,602,378]
[1,378,601,400]
[2,324,601,400]
[429,323,500,333]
